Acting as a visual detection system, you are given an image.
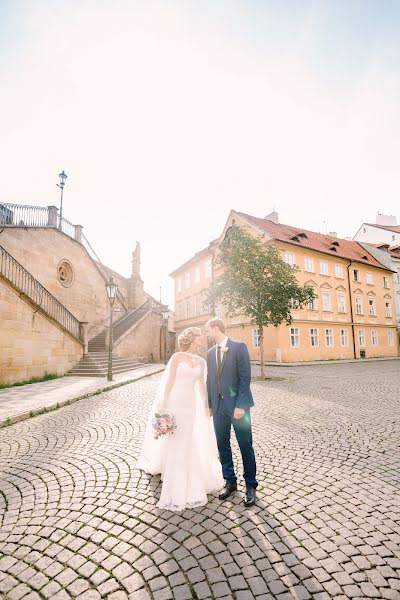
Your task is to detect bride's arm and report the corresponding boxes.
[198,358,210,417]
[157,353,179,410]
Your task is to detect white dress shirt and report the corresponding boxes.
[216,336,229,367]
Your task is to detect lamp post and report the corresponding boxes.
[162,305,169,365]
[106,275,118,381]
[57,170,68,229]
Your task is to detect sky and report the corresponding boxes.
[1,0,400,304]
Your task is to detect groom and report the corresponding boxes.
[205,317,257,507]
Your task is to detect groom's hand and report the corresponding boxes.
[209,408,213,417]
[233,408,245,420]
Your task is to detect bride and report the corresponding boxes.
[137,327,224,511]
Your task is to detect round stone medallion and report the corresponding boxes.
[58,259,74,287]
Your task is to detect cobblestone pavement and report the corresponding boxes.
[0,361,399,600]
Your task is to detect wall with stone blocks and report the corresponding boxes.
[115,313,164,362]
[0,280,83,384]
[0,227,126,332]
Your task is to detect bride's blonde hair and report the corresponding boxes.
[178,327,202,351]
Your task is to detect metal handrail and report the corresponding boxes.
[0,245,83,341]
[59,216,76,238]
[0,203,49,227]
[113,299,151,341]
[81,233,127,309]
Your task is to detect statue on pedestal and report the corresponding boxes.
[128,241,144,308]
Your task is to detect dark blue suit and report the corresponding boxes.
[207,339,257,489]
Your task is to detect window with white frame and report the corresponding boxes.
[322,292,332,311]
[335,264,343,278]
[308,295,317,310]
[253,329,261,348]
[177,277,182,293]
[289,298,300,309]
[366,272,373,284]
[340,329,348,347]
[368,299,376,316]
[177,303,182,320]
[304,257,314,272]
[194,266,200,284]
[371,330,378,346]
[216,303,222,318]
[353,269,360,282]
[204,302,212,314]
[285,252,295,266]
[289,327,300,347]
[385,302,392,317]
[337,293,346,313]
[383,276,390,288]
[358,329,366,346]
[205,259,212,279]
[388,329,394,346]
[320,261,329,275]
[195,298,201,316]
[355,296,363,315]
[185,272,191,289]
[325,329,334,347]
[310,328,319,347]
[186,300,190,318]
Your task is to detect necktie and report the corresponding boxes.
[217,345,222,396]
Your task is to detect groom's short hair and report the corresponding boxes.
[206,317,225,333]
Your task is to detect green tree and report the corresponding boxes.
[203,224,316,377]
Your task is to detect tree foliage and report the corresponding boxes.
[203,225,316,376]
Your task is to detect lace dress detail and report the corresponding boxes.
[137,356,224,512]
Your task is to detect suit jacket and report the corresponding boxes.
[207,338,254,415]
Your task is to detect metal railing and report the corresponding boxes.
[81,233,127,309]
[0,202,126,309]
[113,299,151,341]
[0,203,50,227]
[59,216,76,238]
[0,245,83,341]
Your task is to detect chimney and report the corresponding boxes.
[376,213,397,226]
[329,231,337,238]
[264,211,279,224]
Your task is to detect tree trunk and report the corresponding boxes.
[259,325,266,378]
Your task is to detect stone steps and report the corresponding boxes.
[67,353,143,377]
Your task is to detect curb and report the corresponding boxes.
[251,357,400,368]
[0,367,165,430]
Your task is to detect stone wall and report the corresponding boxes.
[0,279,83,384]
[0,227,126,332]
[115,312,164,362]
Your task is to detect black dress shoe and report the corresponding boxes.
[219,481,237,500]
[244,486,256,507]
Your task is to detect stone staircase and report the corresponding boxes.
[67,352,143,377]
[68,299,154,377]
[87,299,151,352]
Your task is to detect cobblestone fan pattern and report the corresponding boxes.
[0,361,399,600]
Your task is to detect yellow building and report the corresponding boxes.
[171,211,399,362]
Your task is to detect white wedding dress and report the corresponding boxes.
[137,352,224,511]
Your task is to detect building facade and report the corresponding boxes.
[171,211,399,362]
[353,214,400,331]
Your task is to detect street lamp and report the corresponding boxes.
[106,275,118,381]
[57,170,68,229]
[162,305,169,365]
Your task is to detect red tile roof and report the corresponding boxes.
[368,243,400,258]
[237,212,389,270]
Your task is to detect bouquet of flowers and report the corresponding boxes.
[152,412,177,440]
